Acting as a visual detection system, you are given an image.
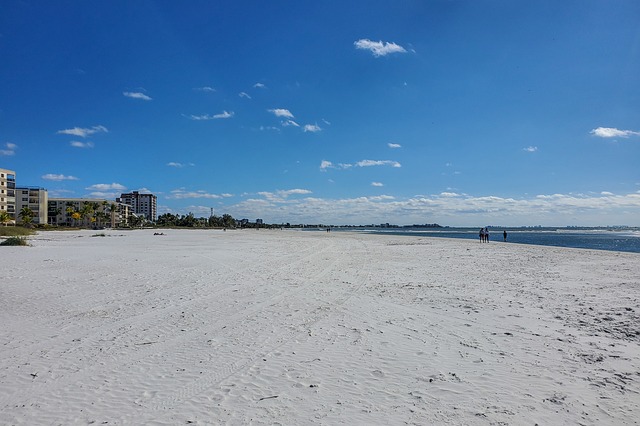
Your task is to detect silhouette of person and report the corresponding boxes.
[503,230,507,242]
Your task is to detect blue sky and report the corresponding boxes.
[1,1,639,226]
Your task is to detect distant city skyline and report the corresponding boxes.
[1,1,639,226]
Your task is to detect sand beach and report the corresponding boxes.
[1,229,639,425]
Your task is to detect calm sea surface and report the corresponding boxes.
[336,228,640,254]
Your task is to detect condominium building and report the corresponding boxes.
[0,168,16,220]
[48,198,131,228]
[15,187,48,224]
[117,191,157,221]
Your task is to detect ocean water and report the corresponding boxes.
[339,228,640,254]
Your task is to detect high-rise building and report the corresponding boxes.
[117,191,157,221]
[15,187,48,224]
[0,168,16,221]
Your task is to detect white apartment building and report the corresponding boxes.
[0,168,16,220]
[15,187,48,224]
[48,198,131,228]
[117,191,157,221]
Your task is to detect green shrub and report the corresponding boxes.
[0,236,29,246]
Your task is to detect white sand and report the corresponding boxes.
[1,229,639,425]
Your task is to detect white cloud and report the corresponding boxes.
[320,160,334,171]
[371,182,384,187]
[304,124,322,133]
[354,39,407,57]
[239,92,251,99]
[167,162,194,168]
[590,127,640,138]
[356,160,401,168]
[320,160,353,171]
[168,189,232,199]
[86,183,127,191]
[254,83,266,89]
[213,111,234,119]
[282,120,300,127]
[268,108,294,119]
[123,91,152,101]
[523,146,538,152]
[70,141,94,148]
[0,142,17,156]
[388,143,402,148]
[42,173,78,181]
[57,125,108,138]
[194,86,216,92]
[87,191,120,198]
[187,111,234,120]
[258,189,312,202]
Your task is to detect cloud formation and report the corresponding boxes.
[0,142,17,156]
[167,162,195,168]
[227,191,640,226]
[123,91,152,101]
[194,86,216,92]
[214,111,234,119]
[70,141,94,148]
[354,39,407,57]
[388,143,402,148]
[304,124,322,133]
[168,189,234,199]
[371,182,384,187]
[257,189,313,202]
[57,125,108,138]
[523,146,538,152]
[86,183,127,191]
[42,173,78,181]
[187,111,234,120]
[268,108,294,119]
[590,127,640,138]
[356,160,402,168]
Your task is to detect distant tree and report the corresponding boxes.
[222,214,235,228]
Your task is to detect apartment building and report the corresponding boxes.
[0,168,16,220]
[15,187,48,224]
[48,198,131,228]
[117,191,157,221]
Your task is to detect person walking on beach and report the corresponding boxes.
[503,230,507,242]
[484,227,490,243]
[479,228,485,243]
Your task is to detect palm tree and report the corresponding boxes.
[66,202,78,227]
[0,210,12,226]
[80,203,95,227]
[19,206,34,226]
[108,203,119,227]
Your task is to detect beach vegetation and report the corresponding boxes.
[0,236,29,246]
[19,207,34,226]
[0,226,33,237]
[0,210,13,226]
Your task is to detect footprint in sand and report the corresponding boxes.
[371,369,385,378]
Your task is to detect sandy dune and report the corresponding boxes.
[1,229,639,425]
